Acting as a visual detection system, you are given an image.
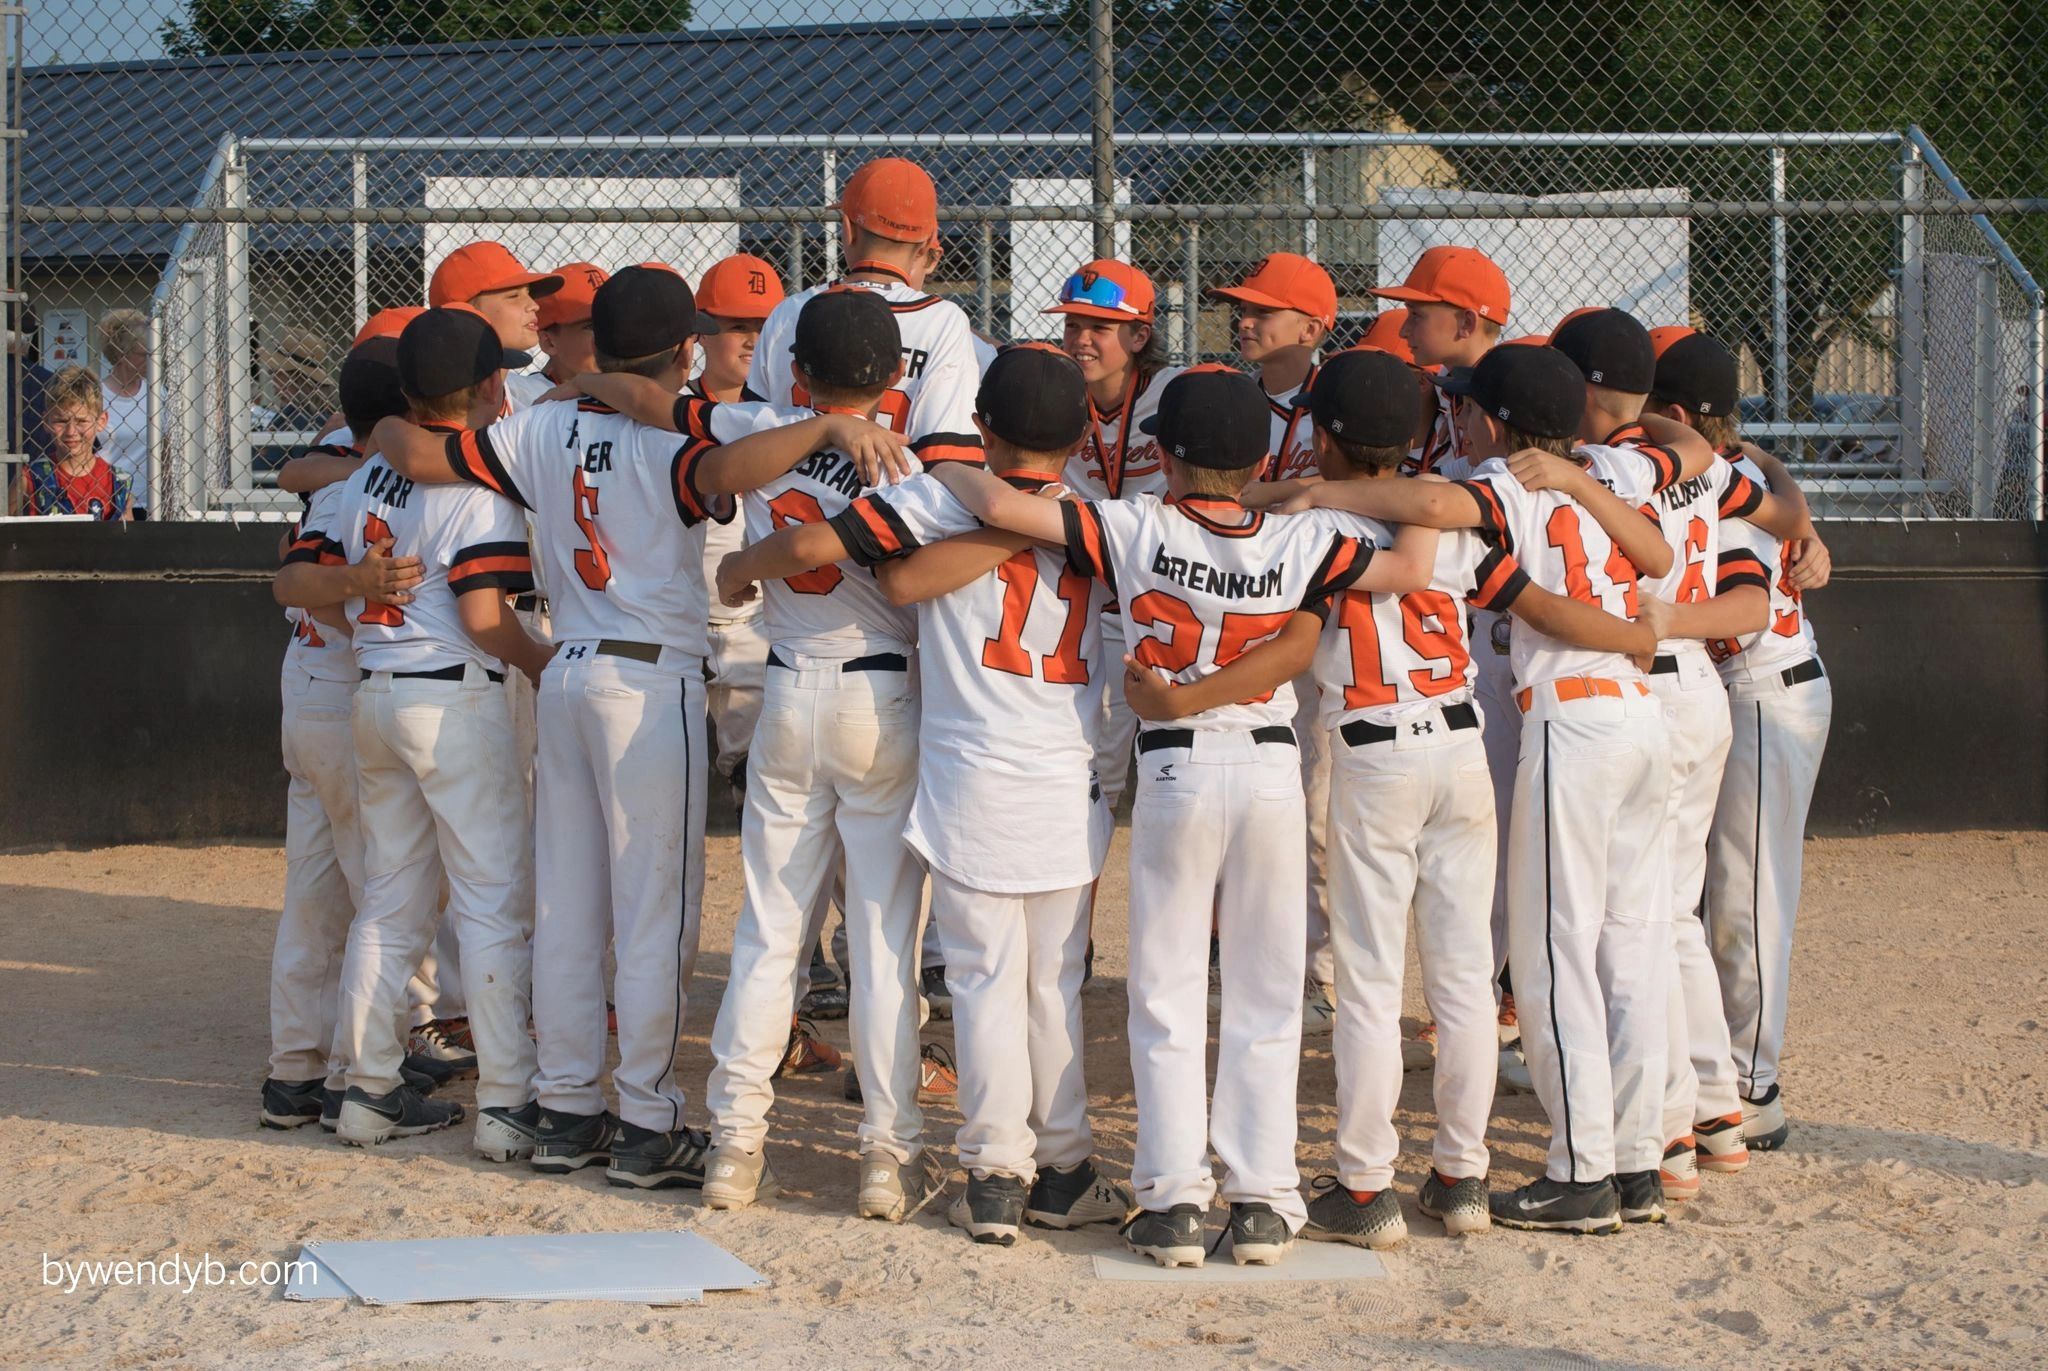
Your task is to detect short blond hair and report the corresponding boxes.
[99,309,147,365]
[45,365,105,417]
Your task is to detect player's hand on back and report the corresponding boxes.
[1635,593,1674,649]
[715,551,760,609]
[821,413,917,486]
[1784,535,1831,591]
[349,534,423,606]
[1505,449,1589,495]
[535,380,583,405]
[1120,654,1185,722]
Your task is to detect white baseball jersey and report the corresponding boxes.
[1062,493,1371,732]
[503,369,554,412]
[1605,427,1767,658]
[1061,365,1181,502]
[284,447,361,683]
[1256,365,1319,484]
[1314,521,1529,730]
[443,396,727,657]
[696,398,921,659]
[745,271,984,467]
[682,382,764,628]
[833,469,1115,892]
[290,441,533,676]
[1456,439,1686,692]
[1711,452,1819,676]
[1405,383,1472,478]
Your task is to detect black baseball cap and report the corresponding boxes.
[1651,329,1740,417]
[1434,344,1586,440]
[979,343,1088,452]
[592,264,721,361]
[1304,348,1422,447]
[1139,365,1270,470]
[396,307,503,401]
[1550,307,1656,394]
[793,288,902,390]
[337,337,406,437]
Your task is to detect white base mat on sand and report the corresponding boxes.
[1093,1243,1388,1283]
[286,1230,767,1306]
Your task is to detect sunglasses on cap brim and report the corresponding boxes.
[1057,272,1142,316]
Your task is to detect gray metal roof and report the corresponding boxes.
[24,17,1165,261]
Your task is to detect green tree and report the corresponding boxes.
[162,0,692,57]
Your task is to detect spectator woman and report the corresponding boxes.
[98,309,151,519]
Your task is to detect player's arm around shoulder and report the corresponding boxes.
[276,450,362,495]
[696,409,914,496]
[1511,581,1656,660]
[927,462,1067,546]
[873,527,1034,607]
[365,416,471,486]
[1301,470,1482,529]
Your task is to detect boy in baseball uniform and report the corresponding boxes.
[428,241,564,411]
[275,307,551,1157]
[368,266,735,1187]
[937,367,1438,1268]
[719,344,1138,1246]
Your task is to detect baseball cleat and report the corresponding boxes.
[702,1142,778,1210]
[1497,992,1519,1046]
[920,964,953,1020]
[1661,1135,1703,1201]
[1420,1171,1491,1235]
[1026,1158,1135,1230]
[918,1042,959,1104]
[1228,1202,1296,1266]
[857,1148,945,1223]
[407,1017,479,1079]
[1301,1177,1407,1249]
[1082,938,1095,989]
[1497,1040,1534,1094]
[800,981,850,1021]
[1122,1203,1207,1268]
[530,1108,620,1173]
[1694,1113,1750,1173]
[1489,1176,1622,1235]
[319,1086,344,1133]
[1402,1021,1438,1072]
[604,1123,711,1190]
[1742,1083,1791,1151]
[259,1077,326,1130]
[1615,1170,1667,1224]
[772,1016,843,1078]
[949,1172,1028,1246]
[1302,980,1338,1036]
[474,1101,543,1163]
[335,1084,464,1147]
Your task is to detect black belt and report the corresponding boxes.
[1341,700,1479,748]
[362,664,504,684]
[1649,654,1679,675]
[596,638,663,664]
[513,594,544,613]
[1781,657,1825,687]
[1137,724,1296,754]
[768,649,908,673]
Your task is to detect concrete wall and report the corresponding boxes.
[1,519,2042,850]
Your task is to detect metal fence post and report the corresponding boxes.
[1301,147,1317,259]
[787,222,804,294]
[351,152,369,329]
[146,311,162,519]
[1089,0,1115,261]
[223,142,251,511]
[2031,293,2046,520]
[1897,137,1926,493]
[1182,221,1200,365]
[1769,146,1792,454]
[1972,260,1998,516]
[977,222,993,335]
[821,149,838,282]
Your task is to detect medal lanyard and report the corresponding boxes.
[1268,364,1315,478]
[1090,366,1141,500]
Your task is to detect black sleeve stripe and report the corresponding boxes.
[470,426,530,509]
[448,567,536,597]
[1306,534,1373,603]
[1717,568,1770,594]
[670,438,721,527]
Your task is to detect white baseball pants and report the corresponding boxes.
[929,870,1093,1181]
[338,667,536,1110]
[1127,730,1307,1230]
[1649,660,1742,1146]
[1470,613,1521,976]
[1706,661,1831,1097]
[1325,710,1497,1190]
[1507,683,1671,1183]
[407,911,464,1027]
[269,667,364,1085]
[1296,678,1335,987]
[530,648,709,1133]
[707,661,926,1163]
[707,613,768,783]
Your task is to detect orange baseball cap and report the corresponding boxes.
[1371,247,1511,324]
[697,254,787,320]
[1349,309,1414,364]
[1648,324,1696,358]
[1042,259,1155,323]
[353,306,424,347]
[536,263,608,330]
[837,157,939,244]
[1207,252,1337,330]
[428,241,563,308]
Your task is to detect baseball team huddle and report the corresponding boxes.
[257,155,1833,1269]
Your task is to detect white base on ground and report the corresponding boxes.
[286,1230,764,1305]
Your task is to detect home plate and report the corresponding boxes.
[1093,1243,1387,1283]
[285,1230,767,1306]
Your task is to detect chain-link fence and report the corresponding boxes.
[8,3,2046,520]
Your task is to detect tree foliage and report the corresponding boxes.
[162,0,693,57]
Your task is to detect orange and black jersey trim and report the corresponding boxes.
[831,495,920,568]
[446,425,529,511]
[1601,422,1683,492]
[1171,494,1265,538]
[1301,534,1373,619]
[1714,546,1770,596]
[670,392,720,443]
[1061,500,1117,597]
[1717,469,1764,521]
[1470,542,1531,613]
[1452,480,1512,552]
[283,532,347,567]
[911,431,984,467]
[448,540,534,598]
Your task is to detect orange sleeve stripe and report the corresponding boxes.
[1475,554,1516,605]
[451,430,500,493]
[448,554,531,580]
[1646,443,1682,492]
[913,442,984,467]
[852,498,905,555]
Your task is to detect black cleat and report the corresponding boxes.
[1025,1158,1135,1230]
[335,1084,464,1147]
[531,1109,622,1174]
[1228,1201,1296,1266]
[403,1051,462,1088]
[1615,1169,1666,1224]
[605,1122,712,1189]
[920,964,952,1020]
[259,1077,326,1130]
[949,1173,1027,1245]
[1123,1203,1207,1268]
[1489,1176,1622,1235]
[1301,1176,1406,1249]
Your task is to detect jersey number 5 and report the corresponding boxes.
[981,551,1091,684]
[356,514,405,627]
[572,469,613,592]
